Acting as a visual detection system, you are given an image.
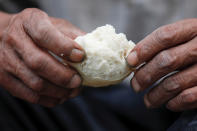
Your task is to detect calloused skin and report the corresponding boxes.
[127,19,197,112]
[0,8,86,107]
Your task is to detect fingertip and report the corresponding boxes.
[69,49,85,62]
[131,77,141,92]
[127,51,139,67]
[166,101,175,111]
[166,101,180,112]
[144,94,153,108]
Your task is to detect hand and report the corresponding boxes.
[127,19,197,111]
[0,8,85,107]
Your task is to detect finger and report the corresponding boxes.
[58,88,81,104]
[0,71,60,107]
[67,88,81,99]
[132,36,197,92]
[38,80,70,99]
[26,48,82,89]
[0,71,40,104]
[166,86,197,112]
[1,42,72,99]
[127,19,197,67]
[59,87,82,104]
[38,96,60,108]
[50,17,86,39]
[144,64,197,108]
[22,9,85,62]
[7,29,82,89]
[2,48,43,91]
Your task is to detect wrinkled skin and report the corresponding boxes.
[127,19,197,112]
[0,8,85,107]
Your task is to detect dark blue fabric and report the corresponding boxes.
[0,83,178,131]
[167,110,197,131]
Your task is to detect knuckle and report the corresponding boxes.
[161,82,178,94]
[137,72,152,85]
[161,77,181,93]
[154,24,177,44]
[22,8,47,18]
[2,32,16,46]
[28,55,48,71]
[21,8,50,39]
[164,71,187,93]
[160,83,172,93]
[155,50,177,70]
[37,25,51,42]
[29,78,44,92]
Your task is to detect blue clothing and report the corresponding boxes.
[0,84,178,131]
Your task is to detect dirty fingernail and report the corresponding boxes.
[127,51,138,67]
[70,49,85,62]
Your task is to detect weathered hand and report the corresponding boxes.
[0,8,85,107]
[127,19,197,111]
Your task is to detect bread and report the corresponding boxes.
[69,25,135,87]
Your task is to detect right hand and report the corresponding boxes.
[0,8,85,107]
[127,19,197,111]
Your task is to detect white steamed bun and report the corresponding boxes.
[70,25,135,87]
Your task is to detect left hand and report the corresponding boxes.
[0,8,85,107]
[127,19,197,112]
[50,17,86,100]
